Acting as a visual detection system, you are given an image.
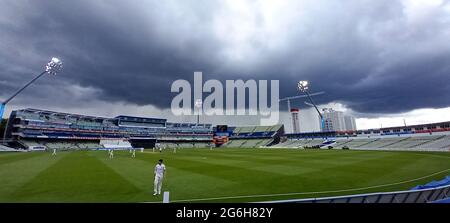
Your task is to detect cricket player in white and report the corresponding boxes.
[109,149,114,159]
[153,159,166,196]
[131,148,136,158]
[52,148,57,156]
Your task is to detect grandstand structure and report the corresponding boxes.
[2,108,450,153]
[3,108,213,151]
[1,108,285,151]
[220,125,284,148]
[272,121,450,152]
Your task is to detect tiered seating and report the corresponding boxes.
[301,139,325,147]
[271,134,450,152]
[77,142,102,149]
[332,139,353,147]
[359,137,405,149]
[21,140,46,149]
[44,142,79,150]
[223,140,246,148]
[270,139,325,148]
[272,140,300,148]
[254,126,271,132]
[234,126,256,134]
[178,143,194,148]
[415,135,450,150]
[100,139,132,149]
[268,124,283,132]
[223,139,273,148]
[22,140,103,150]
[159,142,211,148]
[193,142,210,148]
[240,139,261,148]
[0,144,17,152]
[8,109,213,148]
[383,135,442,149]
[334,138,378,148]
[258,139,273,146]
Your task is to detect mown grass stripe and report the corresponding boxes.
[0,151,68,202]
[10,151,141,202]
[0,149,449,202]
[0,152,48,166]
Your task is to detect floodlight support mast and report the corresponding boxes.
[279,91,325,113]
[304,91,325,131]
[3,71,47,106]
[0,71,47,120]
[0,58,62,125]
[279,91,325,133]
[297,80,325,131]
[304,91,323,120]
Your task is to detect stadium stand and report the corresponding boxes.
[5,108,450,152]
[272,134,450,152]
[0,144,17,152]
[414,135,450,151]
[269,120,450,152]
[3,108,213,150]
[220,124,283,148]
[100,139,132,150]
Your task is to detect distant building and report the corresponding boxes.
[321,108,356,131]
[290,108,300,133]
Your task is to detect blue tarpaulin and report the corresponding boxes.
[411,175,450,190]
[432,198,450,203]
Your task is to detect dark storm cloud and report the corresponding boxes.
[0,0,449,115]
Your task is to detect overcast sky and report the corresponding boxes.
[1,0,449,132]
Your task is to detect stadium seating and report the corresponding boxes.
[222,139,273,148]
[414,135,450,151]
[272,134,450,152]
[328,135,450,151]
[100,139,133,149]
[333,138,378,149]
[0,144,17,152]
[44,142,79,150]
[23,140,103,151]
[357,137,406,149]
[271,139,324,148]
[159,142,212,149]
[383,135,442,149]
[6,109,214,151]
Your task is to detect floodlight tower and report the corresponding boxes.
[0,57,63,120]
[194,99,202,126]
[279,92,325,113]
[298,80,325,131]
[279,91,325,133]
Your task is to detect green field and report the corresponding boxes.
[1,148,450,203]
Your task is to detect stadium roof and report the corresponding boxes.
[19,108,109,120]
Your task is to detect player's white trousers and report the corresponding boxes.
[154,175,164,194]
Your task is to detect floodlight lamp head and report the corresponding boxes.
[194,99,203,108]
[298,80,309,92]
[45,57,63,75]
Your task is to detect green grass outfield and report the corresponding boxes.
[1,148,450,203]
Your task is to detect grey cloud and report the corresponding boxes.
[0,0,449,117]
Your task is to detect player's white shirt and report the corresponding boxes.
[155,164,166,177]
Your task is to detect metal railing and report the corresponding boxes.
[262,184,450,203]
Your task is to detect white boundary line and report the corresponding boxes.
[146,168,450,203]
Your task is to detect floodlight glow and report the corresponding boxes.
[45,57,63,75]
[298,80,309,92]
